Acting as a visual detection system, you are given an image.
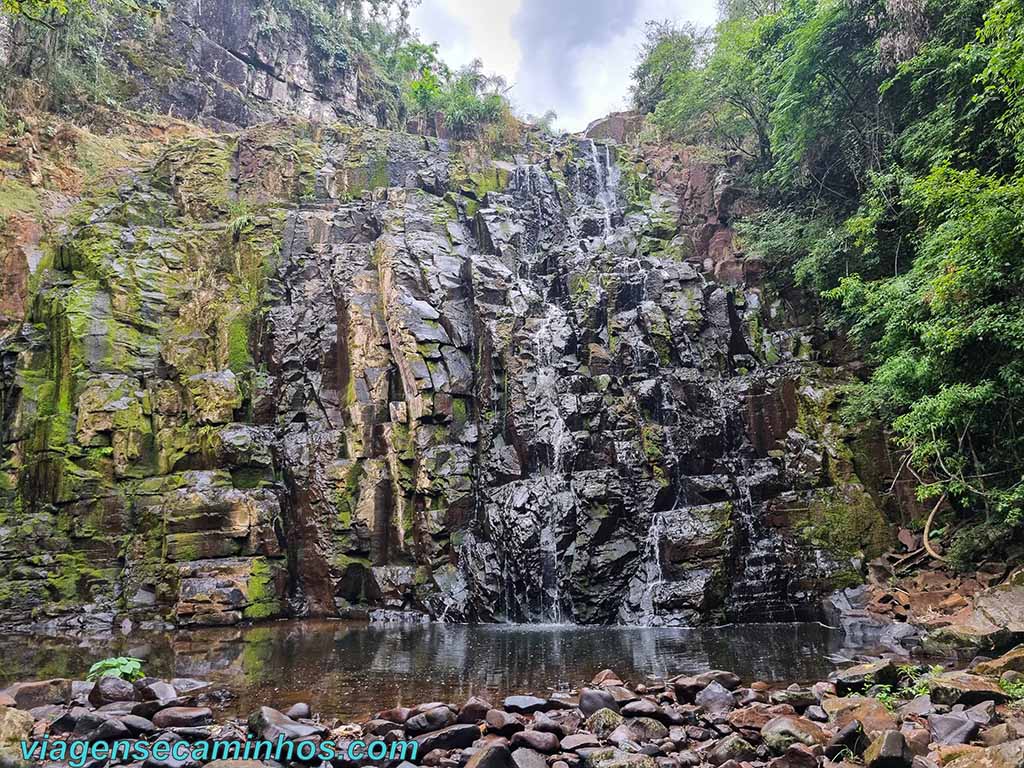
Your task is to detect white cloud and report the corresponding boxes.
[411,0,718,133]
[409,0,523,85]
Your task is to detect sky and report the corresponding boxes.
[409,0,719,133]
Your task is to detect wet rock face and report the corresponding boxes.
[0,118,894,629]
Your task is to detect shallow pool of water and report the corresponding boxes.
[0,620,887,720]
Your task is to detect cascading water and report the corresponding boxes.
[457,130,870,628]
[587,139,620,235]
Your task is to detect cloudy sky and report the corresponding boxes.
[409,0,718,133]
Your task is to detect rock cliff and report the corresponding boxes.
[0,110,900,631]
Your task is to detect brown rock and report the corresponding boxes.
[153,706,214,729]
[761,716,827,754]
[459,696,493,724]
[974,647,1024,677]
[593,670,624,687]
[511,730,560,753]
[824,696,898,740]
[486,709,524,737]
[728,704,776,731]
[379,706,413,724]
[466,744,517,768]
[0,706,34,746]
[88,676,137,707]
[769,744,819,768]
[863,731,913,768]
[4,679,72,709]
[926,672,1007,706]
[561,733,601,751]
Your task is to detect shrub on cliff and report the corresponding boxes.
[631,0,1024,562]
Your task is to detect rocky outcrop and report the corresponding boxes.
[585,112,643,145]
[0,114,897,629]
[109,0,401,130]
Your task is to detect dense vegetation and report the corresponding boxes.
[0,0,511,138]
[632,0,1024,567]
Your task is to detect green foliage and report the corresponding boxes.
[828,168,1024,528]
[86,656,144,681]
[865,665,943,711]
[632,0,1024,560]
[631,21,707,115]
[979,0,1024,161]
[2,0,153,112]
[735,209,853,295]
[1000,676,1024,702]
[398,53,511,139]
[526,109,559,135]
[644,14,778,162]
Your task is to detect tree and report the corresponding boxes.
[630,21,706,115]
[526,109,558,134]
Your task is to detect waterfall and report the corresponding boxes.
[588,139,615,234]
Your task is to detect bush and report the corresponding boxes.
[87,656,145,682]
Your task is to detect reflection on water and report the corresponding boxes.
[0,620,883,720]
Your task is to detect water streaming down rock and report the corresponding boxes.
[0,122,896,631]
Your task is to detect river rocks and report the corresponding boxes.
[621,698,661,719]
[379,706,413,724]
[4,660,1023,768]
[153,707,214,729]
[88,676,138,707]
[581,689,620,717]
[460,696,493,723]
[139,681,179,702]
[928,713,981,745]
[585,748,658,768]
[926,672,1007,706]
[247,706,323,741]
[761,716,827,753]
[563,733,602,751]
[611,717,668,744]
[863,731,913,768]
[824,696,898,739]
[415,724,483,752]
[505,696,550,715]
[487,709,525,737]
[511,729,561,752]
[729,703,777,731]
[923,585,1024,652]
[946,738,1024,768]
[586,709,625,739]
[406,706,457,735]
[974,646,1024,676]
[285,702,310,719]
[512,747,550,768]
[835,661,899,695]
[770,688,818,710]
[121,714,158,736]
[468,744,518,768]
[92,717,132,742]
[707,733,757,765]
[0,706,33,745]
[695,682,736,713]
[981,721,1024,746]
[3,679,71,709]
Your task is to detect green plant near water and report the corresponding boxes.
[86,656,145,682]
[865,664,944,712]
[1000,677,1024,710]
